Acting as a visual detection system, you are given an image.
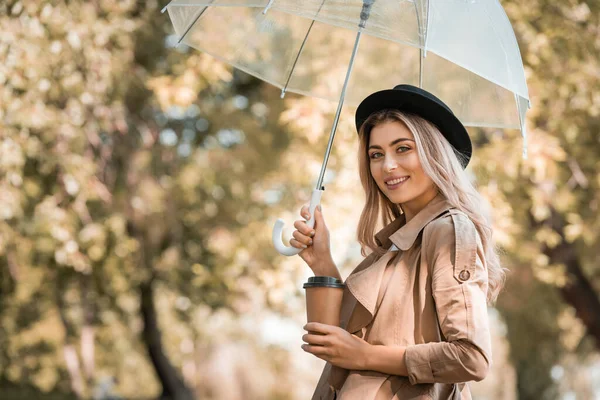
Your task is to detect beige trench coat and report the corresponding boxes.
[311,195,492,400]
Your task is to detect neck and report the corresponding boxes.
[401,187,439,223]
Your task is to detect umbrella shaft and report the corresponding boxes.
[315,29,363,190]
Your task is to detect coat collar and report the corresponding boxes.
[344,194,453,334]
[375,194,453,251]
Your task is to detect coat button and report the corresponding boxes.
[459,270,470,281]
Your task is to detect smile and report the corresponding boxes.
[385,176,409,189]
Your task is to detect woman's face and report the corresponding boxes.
[368,120,438,218]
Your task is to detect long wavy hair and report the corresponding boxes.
[356,109,505,303]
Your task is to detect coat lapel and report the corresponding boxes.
[343,194,453,335]
[344,251,397,334]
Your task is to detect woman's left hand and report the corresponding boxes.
[302,322,370,370]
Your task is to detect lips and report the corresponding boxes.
[385,176,409,189]
[385,176,408,185]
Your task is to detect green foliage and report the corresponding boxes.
[1,0,600,399]
[472,0,600,397]
[0,1,306,398]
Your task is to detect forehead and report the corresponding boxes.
[368,121,414,146]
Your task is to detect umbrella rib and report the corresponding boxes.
[514,93,528,159]
[424,0,431,57]
[177,5,211,45]
[280,23,313,98]
[482,3,528,157]
[262,0,275,14]
[281,0,327,98]
[413,1,424,87]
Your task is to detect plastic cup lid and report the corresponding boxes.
[303,276,345,289]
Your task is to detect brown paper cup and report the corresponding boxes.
[303,276,345,333]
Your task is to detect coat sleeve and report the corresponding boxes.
[404,212,492,384]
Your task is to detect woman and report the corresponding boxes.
[290,84,504,400]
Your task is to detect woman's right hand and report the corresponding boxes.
[290,204,334,274]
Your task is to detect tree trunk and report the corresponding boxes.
[140,280,195,400]
[0,255,16,383]
[81,274,95,386]
[543,208,600,349]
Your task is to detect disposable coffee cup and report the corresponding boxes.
[303,276,345,331]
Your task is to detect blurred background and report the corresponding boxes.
[1,1,599,399]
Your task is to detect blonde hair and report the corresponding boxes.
[356,109,505,303]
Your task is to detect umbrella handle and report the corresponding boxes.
[272,188,323,256]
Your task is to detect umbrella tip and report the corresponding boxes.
[280,88,286,99]
[263,0,274,14]
[161,5,168,13]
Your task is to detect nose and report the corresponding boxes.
[383,155,398,173]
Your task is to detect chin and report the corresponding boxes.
[385,192,411,204]
[392,195,414,205]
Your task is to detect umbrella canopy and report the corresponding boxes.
[164,0,530,138]
[162,0,531,256]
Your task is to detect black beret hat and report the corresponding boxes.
[355,84,472,167]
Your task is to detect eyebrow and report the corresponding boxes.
[368,138,414,150]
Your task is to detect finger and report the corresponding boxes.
[289,238,307,249]
[314,205,325,227]
[293,220,315,238]
[302,333,328,346]
[301,344,329,357]
[293,230,313,247]
[304,322,332,334]
[300,205,310,220]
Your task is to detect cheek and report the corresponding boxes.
[406,154,423,175]
[412,165,434,187]
[370,165,385,187]
[417,175,434,189]
[369,163,378,180]
[404,157,427,183]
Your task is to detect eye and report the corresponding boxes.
[369,152,382,159]
[397,145,411,153]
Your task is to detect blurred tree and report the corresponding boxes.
[472,0,600,398]
[3,0,600,399]
[0,1,312,399]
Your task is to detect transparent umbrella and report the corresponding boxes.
[162,0,531,256]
